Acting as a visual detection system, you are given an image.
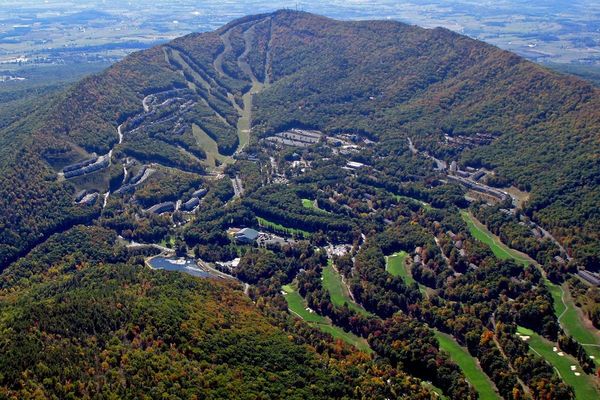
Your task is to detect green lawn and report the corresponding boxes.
[560,288,600,360]
[301,198,314,209]
[385,251,428,296]
[394,195,433,210]
[282,284,371,353]
[302,198,330,213]
[517,326,600,400]
[462,211,600,359]
[546,280,566,318]
[460,211,530,266]
[257,217,310,238]
[385,251,412,282]
[322,260,372,317]
[434,331,501,400]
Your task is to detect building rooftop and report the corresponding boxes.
[235,228,260,242]
[346,161,366,169]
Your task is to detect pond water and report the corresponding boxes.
[148,257,213,278]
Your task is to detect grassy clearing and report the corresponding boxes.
[191,124,233,168]
[394,195,433,210]
[282,284,323,323]
[385,251,428,296]
[257,216,310,238]
[434,331,501,400]
[460,211,530,265]
[322,260,372,317]
[282,284,371,353]
[302,198,330,213]
[301,198,314,209]
[517,326,600,400]
[540,278,599,358]
[235,90,254,151]
[546,281,566,318]
[560,289,600,360]
[385,251,412,282]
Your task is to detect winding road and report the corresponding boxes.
[408,136,571,261]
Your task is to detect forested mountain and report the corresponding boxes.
[250,12,600,267]
[0,10,599,400]
[1,10,598,270]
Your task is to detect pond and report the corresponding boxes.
[148,257,213,278]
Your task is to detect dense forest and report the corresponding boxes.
[0,9,598,400]
[250,11,600,269]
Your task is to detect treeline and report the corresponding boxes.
[2,259,418,399]
[350,242,422,317]
[100,197,171,243]
[0,148,99,269]
[0,225,121,290]
[496,323,575,399]
[134,168,202,208]
[558,334,597,374]
[471,203,568,280]
[236,245,477,400]
[243,186,358,243]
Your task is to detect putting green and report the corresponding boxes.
[385,251,412,282]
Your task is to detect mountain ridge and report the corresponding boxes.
[1,8,598,272]
[0,10,598,400]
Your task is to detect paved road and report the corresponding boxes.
[231,175,244,198]
[408,136,571,260]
